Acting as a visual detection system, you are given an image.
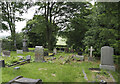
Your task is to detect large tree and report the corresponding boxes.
[83,2,120,56]
[1,2,32,50]
[34,2,91,50]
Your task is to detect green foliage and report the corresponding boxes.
[2,32,23,50]
[83,27,119,56]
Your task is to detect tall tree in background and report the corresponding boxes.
[34,2,91,50]
[83,2,120,56]
[1,2,32,50]
[61,2,91,50]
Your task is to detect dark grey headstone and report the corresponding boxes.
[0,60,5,67]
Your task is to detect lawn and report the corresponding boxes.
[0,51,119,83]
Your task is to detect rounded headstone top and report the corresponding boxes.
[101,46,113,49]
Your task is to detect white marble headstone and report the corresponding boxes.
[100,46,115,71]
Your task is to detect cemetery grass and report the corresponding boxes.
[1,52,120,83]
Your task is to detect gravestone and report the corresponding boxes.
[100,46,115,71]
[17,50,23,54]
[88,46,94,61]
[23,39,29,52]
[26,55,31,61]
[0,40,2,56]
[2,50,10,57]
[0,60,5,67]
[53,48,57,55]
[35,46,44,62]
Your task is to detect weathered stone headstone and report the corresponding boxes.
[88,46,94,61]
[0,40,2,56]
[35,46,44,62]
[53,48,57,55]
[17,50,23,54]
[0,60,5,67]
[100,46,115,71]
[2,50,10,57]
[26,55,31,61]
[23,39,28,52]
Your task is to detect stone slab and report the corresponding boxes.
[17,50,23,54]
[100,64,115,71]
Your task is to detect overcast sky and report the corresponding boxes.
[0,6,39,38]
[0,1,95,38]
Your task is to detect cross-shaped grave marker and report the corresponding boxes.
[88,46,94,57]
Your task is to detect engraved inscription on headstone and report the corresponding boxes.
[100,46,115,71]
[35,46,44,62]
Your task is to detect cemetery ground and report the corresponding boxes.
[0,50,120,83]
